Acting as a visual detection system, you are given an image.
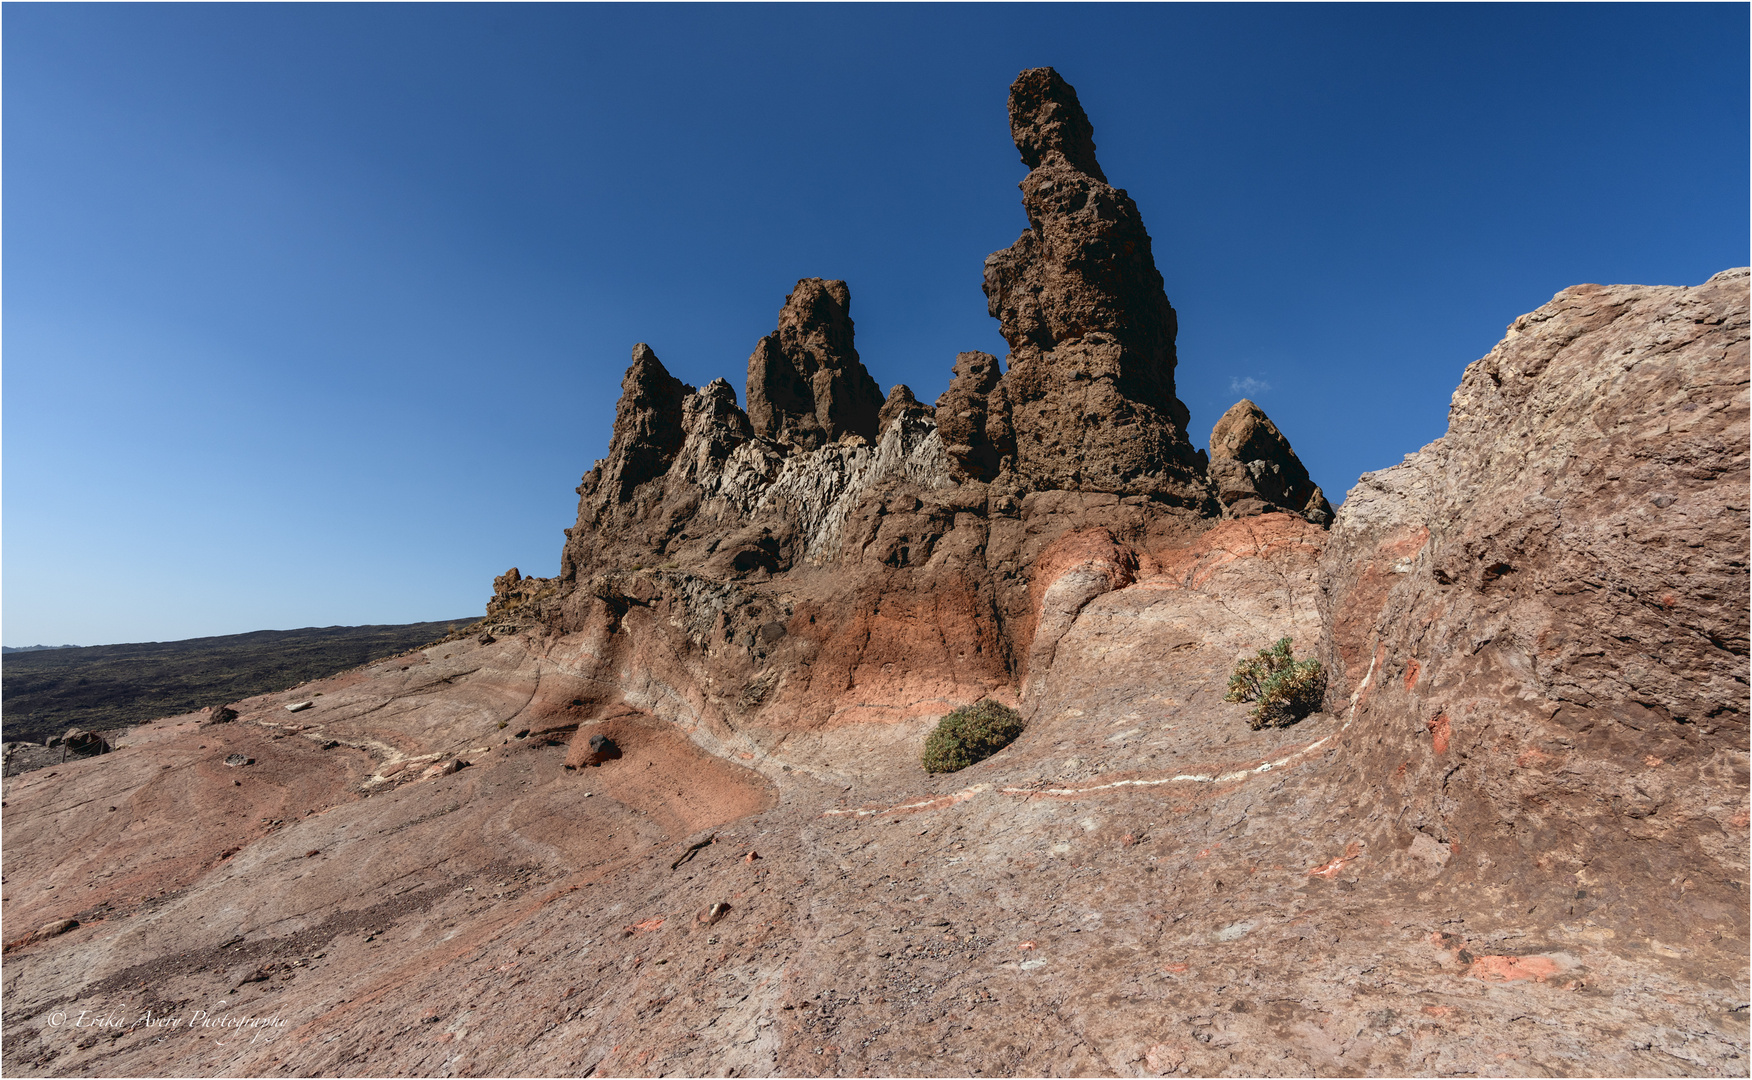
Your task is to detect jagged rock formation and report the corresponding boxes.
[979,68,1210,505]
[3,64,1745,1080]
[522,68,1251,741]
[875,383,929,436]
[745,278,884,450]
[1208,398,1334,524]
[934,350,1013,482]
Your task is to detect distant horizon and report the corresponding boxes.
[7,5,1746,645]
[2,615,479,653]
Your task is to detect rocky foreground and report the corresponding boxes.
[2,69,1746,1078]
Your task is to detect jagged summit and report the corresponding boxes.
[1208,399,1334,524]
[746,278,884,451]
[603,343,690,502]
[1007,66,1107,181]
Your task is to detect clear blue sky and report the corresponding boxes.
[5,4,1746,646]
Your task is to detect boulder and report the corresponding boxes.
[580,734,621,766]
[55,729,109,756]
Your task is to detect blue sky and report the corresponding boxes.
[5,4,1746,646]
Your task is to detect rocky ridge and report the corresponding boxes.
[1,69,1745,1079]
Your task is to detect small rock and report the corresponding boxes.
[581,735,622,766]
[205,706,238,725]
[223,754,254,767]
[285,701,314,713]
[478,632,496,645]
[37,918,78,938]
[696,902,731,925]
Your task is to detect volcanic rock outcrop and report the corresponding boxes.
[3,67,1745,1080]
[746,278,885,450]
[1208,398,1334,523]
[979,67,1210,505]
[1317,267,1749,933]
[523,67,1303,743]
[516,68,1332,746]
[934,350,1013,482]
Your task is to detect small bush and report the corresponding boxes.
[1225,637,1326,730]
[921,700,1025,773]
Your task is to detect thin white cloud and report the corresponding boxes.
[1229,376,1271,394]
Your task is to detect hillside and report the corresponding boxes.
[1,620,473,745]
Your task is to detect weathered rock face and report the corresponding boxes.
[596,343,690,501]
[745,278,884,451]
[1208,398,1334,524]
[875,383,929,436]
[1318,267,1749,946]
[933,350,1014,482]
[980,68,1210,506]
[7,62,1744,1078]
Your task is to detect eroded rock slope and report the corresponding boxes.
[2,69,1745,1079]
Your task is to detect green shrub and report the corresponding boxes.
[921,700,1025,773]
[1225,637,1326,730]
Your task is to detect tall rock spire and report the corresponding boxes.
[981,67,1209,505]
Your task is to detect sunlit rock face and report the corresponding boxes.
[1208,398,1334,524]
[981,67,1211,507]
[3,64,1745,1079]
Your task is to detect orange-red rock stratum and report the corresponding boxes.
[4,68,1746,1078]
